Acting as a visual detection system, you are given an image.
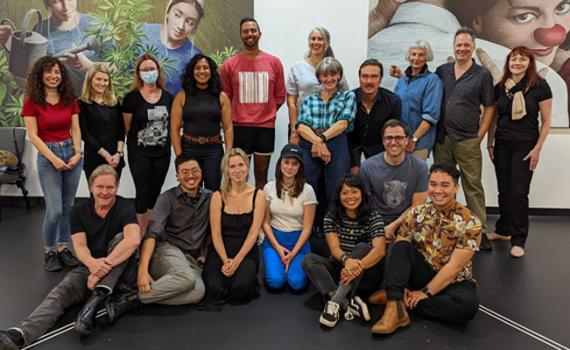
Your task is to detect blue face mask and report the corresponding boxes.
[140,70,159,84]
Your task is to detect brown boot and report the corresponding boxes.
[368,289,387,305]
[371,300,410,334]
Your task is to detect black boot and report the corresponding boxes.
[74,289,107,335]
[0,329,23,350]
[105,291,141,324]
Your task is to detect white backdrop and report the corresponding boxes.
[2,0,570,209]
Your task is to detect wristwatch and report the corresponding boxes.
[319,134,327,143]
[339,254,348,266]
[422,286,433,297]
[412,135,419,143]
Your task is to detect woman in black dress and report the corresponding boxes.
[486,46,553,258]
[79,64,125,181]
[203,148,266,305]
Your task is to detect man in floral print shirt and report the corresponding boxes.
[371,163,481,334]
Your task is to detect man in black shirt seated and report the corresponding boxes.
[0,165,140,349]
[137,155,212,305]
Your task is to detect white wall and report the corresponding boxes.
[3,0,570,209]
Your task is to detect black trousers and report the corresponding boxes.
[385,241,479,324]
[127,152,171,214]
[493,139,535,247]
[302,243,384,299]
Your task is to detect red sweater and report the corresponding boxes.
[221,51,286,128]
[22,97,79,142]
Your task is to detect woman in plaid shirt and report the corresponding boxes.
[296,57,357,212]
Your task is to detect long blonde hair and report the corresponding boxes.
[220,148,250,202]
[80,64,118,106]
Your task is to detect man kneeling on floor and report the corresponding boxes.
[0,165,141,349]
[137,155,211,305]
[370,163,481,334]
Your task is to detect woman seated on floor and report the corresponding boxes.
[261,144,317,293]
[202,148,266,306]
[302,175,386,328]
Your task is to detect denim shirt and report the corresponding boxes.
[394,66,443,151]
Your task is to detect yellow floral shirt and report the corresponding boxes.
[400,202,481,284]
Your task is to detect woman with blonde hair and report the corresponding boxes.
[203,148,266,305]
[123,54,174,234]
[79,64,125,180]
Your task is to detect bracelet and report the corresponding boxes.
[75,149,83,156]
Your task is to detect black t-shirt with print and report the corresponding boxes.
[71,196,138,259]
[494,78,552,143]
[122,89,174,157]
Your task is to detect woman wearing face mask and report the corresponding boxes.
[139,0,204,95]
[486,46,553,258]
[170,54,233,191]
[79,64,125,181]
[286,27,348,144]
[123,54,174,235]
[393,40,443,160]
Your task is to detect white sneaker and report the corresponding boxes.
[319,301,340,328]
[347,296,371,322]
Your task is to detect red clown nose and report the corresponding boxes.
[534,24,567,47]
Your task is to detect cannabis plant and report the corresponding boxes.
[0,50,24,127]
[85,0,154,97]
[211,46,238,68]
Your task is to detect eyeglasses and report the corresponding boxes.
[179,168,201,176]
[384,135,407,143]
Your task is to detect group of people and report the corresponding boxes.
[0,15,553,349]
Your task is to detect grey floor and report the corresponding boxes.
[0,203,569,350]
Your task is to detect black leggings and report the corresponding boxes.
[385,240,479,324]
[128,152,171,213]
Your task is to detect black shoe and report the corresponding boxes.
[479,234,493,251]
[105,291,141,324]
[74,290,107,335]
[0,329,23,350]
[44,251,62,272]
[58,248,79,267]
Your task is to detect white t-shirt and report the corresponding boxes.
[263,181,318,232]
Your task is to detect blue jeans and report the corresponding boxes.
[182,140,224,191]
[262,228,310,291]
[36,139,83,249]
[300,134,350,204]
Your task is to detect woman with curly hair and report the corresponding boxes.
[170,54,233,190]
[22,56,83,272]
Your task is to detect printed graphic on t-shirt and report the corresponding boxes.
[383,180,407,208]
[137,106,168,147]
[239,71,269,104]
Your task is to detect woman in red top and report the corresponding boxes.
[22,56,83,272]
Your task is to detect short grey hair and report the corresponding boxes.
[315,57,343,81]
[454,26,476,44]
[88,164,119,188]
[405,40,434,62]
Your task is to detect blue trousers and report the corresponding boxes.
[36,139,83,249]
[262,228,310,291]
